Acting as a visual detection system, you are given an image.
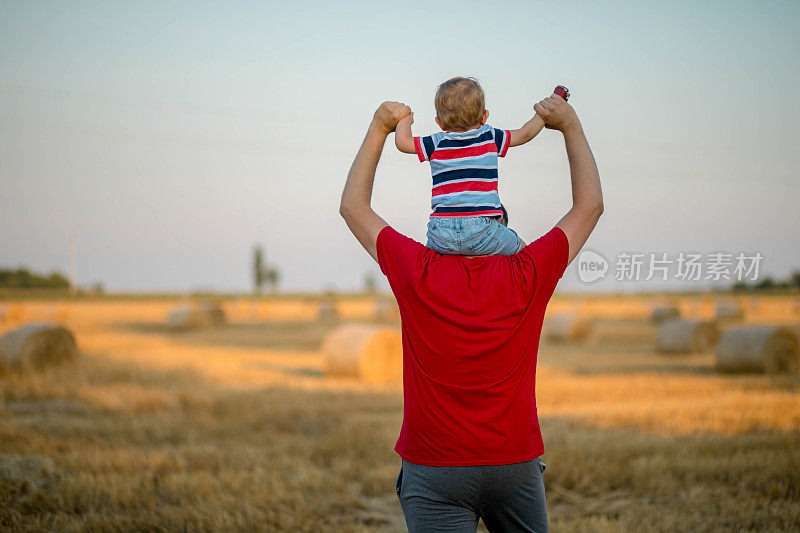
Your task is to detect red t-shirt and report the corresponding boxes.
[377,225,569,466]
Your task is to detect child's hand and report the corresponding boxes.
[373,101,412,135]
[398,112,414,125]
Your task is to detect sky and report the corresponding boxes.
[1,0,799,294]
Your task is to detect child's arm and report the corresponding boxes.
[509,87,570,147]
[508,114,546,147]
[394,113,417,154]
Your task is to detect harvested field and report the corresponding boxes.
[1,295,799,531]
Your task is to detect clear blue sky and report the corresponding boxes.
[1,0,798,292]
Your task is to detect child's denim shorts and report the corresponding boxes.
[426,216,523,256]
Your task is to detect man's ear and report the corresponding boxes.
[481,109,490,125]
[435,117,443,130]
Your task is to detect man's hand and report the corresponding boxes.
[534,94,578,133]
[373,101,412,135]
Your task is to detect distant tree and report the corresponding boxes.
[731,280,748,292]
[88,282,105,295]
[756,276,776,290]
[364,272,377,294]
[47,272,70,287]
[253,245,266,294]
[265,267,280,293]
[731,269,800,292]
[14,268,33,287]
[253,246,281,294]
[0,267,69,288]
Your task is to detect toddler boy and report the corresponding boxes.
[395,77,551,255]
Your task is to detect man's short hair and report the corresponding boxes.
[435,77,485,132]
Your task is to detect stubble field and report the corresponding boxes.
[1,295,799,532]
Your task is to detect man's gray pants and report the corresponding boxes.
[395,457,548,533]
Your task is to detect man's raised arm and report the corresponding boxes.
[340,102,411,262]
[534,95,603,265]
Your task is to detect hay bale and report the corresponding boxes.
[715,301,745,321]
[167,307,207,330]
[322,323,402,383]
[716,326,799,374]
[318,299,339,320]
[650,306,680,324]
[167,302,226,330]
[656,319,719,354]
[374,298,400,321]
[0,323,77,371]
[198,301,226,326]
[545,313,592,342]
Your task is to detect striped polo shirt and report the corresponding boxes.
[414,124,510,218]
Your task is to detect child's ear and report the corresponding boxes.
[481,109,490,125]
[435,117,443,130]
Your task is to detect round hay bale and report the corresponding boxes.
[545,313,592,342]
[716,326,799,374]
[322,323,402,383]
[167,302,226,330]
[318,299,339,320]
[167,307,209,330]
[0,323,77,371]
[374,298,400,321]
[715,301,745,321]
[650,306,680,324]
[198,301,226,326]
[656,319,719,354]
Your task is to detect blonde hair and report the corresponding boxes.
[434,77,486,132]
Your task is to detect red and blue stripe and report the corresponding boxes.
[415,125,510,218]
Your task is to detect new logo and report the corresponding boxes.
[577,249,608,284]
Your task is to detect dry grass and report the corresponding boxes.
[0,296,799,531]
[0,356,406,531]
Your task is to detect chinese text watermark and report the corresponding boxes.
[577,250,763,284]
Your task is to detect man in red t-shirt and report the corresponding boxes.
[340,95,602,532]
